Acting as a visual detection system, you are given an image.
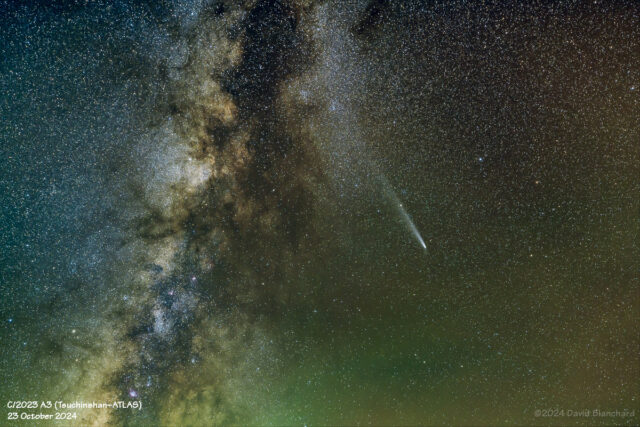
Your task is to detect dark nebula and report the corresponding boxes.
[1,0,638,425]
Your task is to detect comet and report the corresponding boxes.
[397,201,427,250]
[379,175,427,250]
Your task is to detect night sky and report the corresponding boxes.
[1,0,638,425]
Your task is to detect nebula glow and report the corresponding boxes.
[1,1,638,426]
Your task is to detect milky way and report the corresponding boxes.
[1,0,639,425]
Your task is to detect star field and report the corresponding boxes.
[1,0,638,425]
